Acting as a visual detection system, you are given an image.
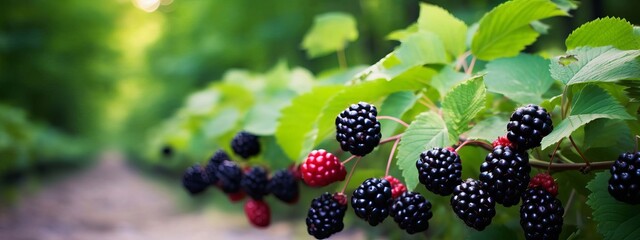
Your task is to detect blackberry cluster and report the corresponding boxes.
[450,179,496,231]
[608,151,640,204]
[507,104,553,150]
[241,166,270,200]
[306,193,348,239]
[351,178,393,226]
[268,169,299,204]
[335,102,382,156]
[182,164,210,195]
[216,160,244,194]
[389,191,433,234]
[416,147,462,196]
[520,188,564,240]
[479,145,531,207]
[231,131,261,159]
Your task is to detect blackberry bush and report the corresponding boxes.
[451,178,496,231]
[335,102,382,156]
[416,147,462,196]
[351,178,393,226]
[608,151,640,204]
[479,145,531,207]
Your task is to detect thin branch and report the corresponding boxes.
[548,139,564,172]
[563,189,576,218]
[380,134,403,145]
[466,56,477,75]
[455,51,471,72]
[385,137,401,176]
[569,135,591,168]
[377,115,410,128]
[340,157,362,194]
[342,155,357,165]
[455,139,493,152]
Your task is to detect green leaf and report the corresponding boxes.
[584,119,634,151]
[540,85,634,149]
[315,76,429,146]
[386,23,418,41]
[430,65,469,97]
[550,46,640,85]
[203,107,239,139]
[471,0,567,60]
[417,3,468,57]
[379,91,418,138]
[243,100,289,136]
[301,12,358,58]
[566,17,640,50]
[442,77,487,143]
[396,112,449,190]
[485,54,555,104]
[551,0,579,12]
[275,86,344,160]
[587,172,640,240]
[466,115,509,142]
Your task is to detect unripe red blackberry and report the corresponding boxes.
[351,178,393,226]
[520,188,564,240]
[389,191,433,234]
[300,149,346,187]
[479,145,531,207]
[335,102,382,156]
[507,104,553,150]
[450,178,496,231]
[608,151,640,204]
[244,199,270,228]
[416,147,462,196]
[306,192,348,239]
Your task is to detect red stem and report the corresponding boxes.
[340,157,362,194]
[377,115,410,128]
[342,155,357,164]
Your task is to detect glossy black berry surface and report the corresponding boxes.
[417,147,462,196]
[335,102,382,156]
[507,104,553,150]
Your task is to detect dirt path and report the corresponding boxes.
[0,152,363,240]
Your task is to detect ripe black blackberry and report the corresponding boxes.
[216,160,243,193]
[351,178,393,226]
[608,151,640,204]
[231,131,261,159]
[210,149,231,166]
[268,169,299,204]
[335,102,382,156]
[479,145,531,207]
[507,104,553,150]
[306,192,348,239]
[416,147,462,196]
[520,188,564,240]
[204,149,230,185]
[241,166,270,200]
[182,164,210,195]
[389,191,433,234]
[451,178,496,231]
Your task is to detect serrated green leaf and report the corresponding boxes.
[396,112,449,190]
[430,65,469,97]
[302,12,358,58]
[386,23,418,41]
[541,85,634,149]
[379,91,418,138]
[442,77,487,143]
[587,172,640,240]
[243,100,289,136]
[550,46,640,85]
[471,0,567,60]
[584,119,634,151]
[466,115,509,142]
[566,17,640,50]
[275,86,344,160]
[485,54,555,104]
[392,31,448,69]
[417,3,468,57]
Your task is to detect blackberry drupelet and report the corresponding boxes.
[608,151,640,204]
[507,104,553,150]
[231,131,261,159]
[216,160,244,194]
[335,102,382,156]
[240,166,270,200]
[520,188,564,240]
[479,145,531,207]
[306,192,348,239]
[416,147,463,196]
[389,191,433,234]
[351,178,393,226]
[268,169,299,204]
[182,164,210,195]
[451,178,496,231]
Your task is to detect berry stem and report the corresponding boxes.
[377,115,410,128]
[340,157,362,194]
[420,95,440,113]
[455,139,492,152]
[379,134,403,145]
[563,189,576,218]
[385,137,401,176]
[342,155,357,165]
[455,51,471,72]
[568,135,591,168]
[466,56,477,75]
[547,139,564,172]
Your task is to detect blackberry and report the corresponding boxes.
[507,104,553,150]
[241,166,270,200]
[335,102,382,156]
[389,191,433,234]
[306,193,348,239]
[216,160,243,193]
[268,169,300,204]
[520,188,564,240]
[182,164,210,195]
[231,131,261,159]
[204,149,230,185]
[351,178,393,226]
[451,178,496,231]
[479,145,531,207]
[608,151,640,204]
[416,147,462,196]
[209,149,231,166]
